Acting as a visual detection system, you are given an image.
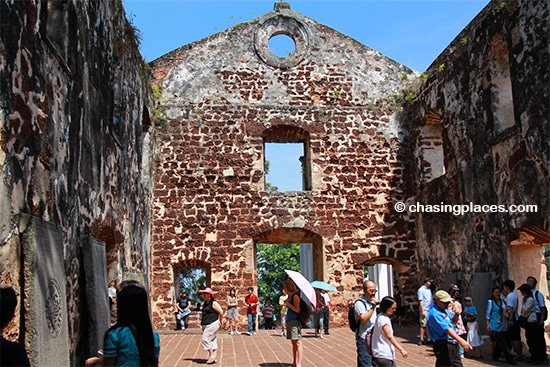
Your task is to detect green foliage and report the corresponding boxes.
[229,16,243,29]
[151,85,167,123]
[437,63,446,73]
[178,268,206,305]
[460,37,469,46]
[257,244,300,313]
[421,71,429,80]
[151,85,162,100]
[266,183,279,192]
[141,59,152,87]
[404,91,416,103]
[264,160,278,192]
[496,1,507,12]
[124,13,142,52]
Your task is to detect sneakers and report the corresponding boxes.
[253,331,257,335]
[234,331,241,335]
[280,332,285,337]
[230,331,234,335]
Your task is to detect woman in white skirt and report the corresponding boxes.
[198,287,224,364]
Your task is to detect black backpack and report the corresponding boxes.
[298,297,311,328]
[349,299,368,332]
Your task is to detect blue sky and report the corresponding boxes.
[123,0,490,191]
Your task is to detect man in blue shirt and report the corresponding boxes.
[427,290,471,366]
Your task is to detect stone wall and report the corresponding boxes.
[150,2,418,329]
[0,0,154,365]
[409,0,549,294]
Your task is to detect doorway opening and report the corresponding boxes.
[364,263,394,300]
[253,228,323,329]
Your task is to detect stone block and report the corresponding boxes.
[20,214,70,367]
[81,235,110,356]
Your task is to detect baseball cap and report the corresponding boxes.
[434,290,452,303]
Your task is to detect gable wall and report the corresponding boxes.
[150,5,418,328]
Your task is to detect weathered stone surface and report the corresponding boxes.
[409,0,549,295]
[21,215,70,367]
[150,3,417,328]
[0,0,153,364]
[1,0,547,361]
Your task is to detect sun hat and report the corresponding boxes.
[464,296,472,301]
[198,287,216,299]
[434,290,452,303]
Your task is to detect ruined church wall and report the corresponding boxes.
[150,5,418,328]
[0,1,154,364]
[410,0,549,293]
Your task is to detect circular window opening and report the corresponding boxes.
[268,34,296,58]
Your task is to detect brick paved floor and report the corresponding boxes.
[159,324,543,367]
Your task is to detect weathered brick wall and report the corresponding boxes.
[150,3,418,328]
[410,0,549,293]
[0,0,153,364]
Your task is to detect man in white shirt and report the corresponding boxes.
[417,277,433,345]
[354,279,378,367]
[527,276,548,324]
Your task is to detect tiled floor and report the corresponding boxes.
[159,324,543,366]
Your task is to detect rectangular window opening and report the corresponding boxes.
[265,142,306,192]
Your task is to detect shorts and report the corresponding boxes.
[226,307,238,319]
[507,323,521,341]
[420,315,428,327]
[286,319,302,340]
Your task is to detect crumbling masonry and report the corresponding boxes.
[0,0,548,364]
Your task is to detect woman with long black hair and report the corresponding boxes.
[86,282,160,366]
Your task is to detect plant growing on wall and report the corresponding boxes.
[264,160,279,192]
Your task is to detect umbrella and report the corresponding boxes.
[310,280,336,292]
[285,269,317,308]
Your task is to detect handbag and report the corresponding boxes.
[517,315,528,328]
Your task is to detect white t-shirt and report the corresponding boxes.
[321,292,330,307]
[417,285,433,311]
[372,314,395,360]
[505,291,519,320]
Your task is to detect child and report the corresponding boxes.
[464,312,483,359]
[463,296,477,315]
[263,298,275,330]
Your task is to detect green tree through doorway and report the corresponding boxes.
[257,243,300,314]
